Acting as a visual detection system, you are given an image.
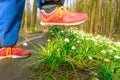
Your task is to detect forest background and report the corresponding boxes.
[21,0,120,40]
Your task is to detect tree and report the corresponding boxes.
[24,0,31,33]
[31,0,37,32]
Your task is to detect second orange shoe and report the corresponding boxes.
[40,7,87,26]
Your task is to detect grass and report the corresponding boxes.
[30,26,120,80]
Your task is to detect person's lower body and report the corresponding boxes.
[0,0,30,59]
[0,0,87,60]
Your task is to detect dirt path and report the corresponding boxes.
[0,32,48,80]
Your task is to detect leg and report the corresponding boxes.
[0,0,30,59]
[36,0,65,9]
[0,0,25,47]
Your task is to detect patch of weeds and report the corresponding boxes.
[30,27,120,80]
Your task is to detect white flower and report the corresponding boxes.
[107,41,112,44]
[75,28,79,30]
[100,44,104,47]
[79,30,84,34]
[116,42,120,46]
[77,40,80,43]
[71,46,76,50]
[73,31,77,34]
[109,46,118,51]
[89,33,92,36]
[108,50,113,53]
[101,50,106,54]
[23,42,28,46]
[47,39,51,42]
[49,30,53,33]
[85,38,91,40]
[114,55,120,59]
[64,38,70,42]
[104,58,110,62]
[61,30,64,33]
[91,38,97,42]
[76,36,79,38]
[88,56,93,60]
[95,35,101,39]
[57,48,61,51]
[51,33,55,35]
[95,42,98,45]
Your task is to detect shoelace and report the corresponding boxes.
[57,7,74,19]
[6,47,12,56]
[6,46,22,56]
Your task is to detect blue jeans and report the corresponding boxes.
[36,0,65,9]
[0,0,25,47]
[0,0,65,47]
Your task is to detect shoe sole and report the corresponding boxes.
[40,20,86,26]
[0,55,29,60]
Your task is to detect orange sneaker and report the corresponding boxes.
[40,7,87,26]
[0,46,30,60]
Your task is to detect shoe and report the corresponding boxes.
[40,7,87,26]
[0,46,30,60]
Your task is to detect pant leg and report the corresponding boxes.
[36,0,65,9]
[0,0,25,47]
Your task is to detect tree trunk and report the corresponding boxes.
[24,0,31,33]
[31,0,37,32]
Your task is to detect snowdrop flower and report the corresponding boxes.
[61,30,64,33]
[75,28,79,30]
[100,44,104,47]
[116,42,120,46]
[85,38,91,40]
[64,38,70,42]
[79,31,84,34]
[47,39,51,42]
[95,42,98,45]
[49,30,53,33]
[109,46,118,51]
[102,37,108,41]
[77,40,80,43]
[73,30,77,34]
[23,42,28,46]
[107,41,112,45]
[89,33,92,36]
[114,48,118,51]
[91,38,97,42]
[51,33,55,35]
[108,50,113,53]
[88,56,93,60]
[71,46,76,50]
[114,55,120,59]
[76,36,79,38]
[104,58,110,62]
[101,50,106,54]
[95,35,101,39]
[57,48,61,52]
